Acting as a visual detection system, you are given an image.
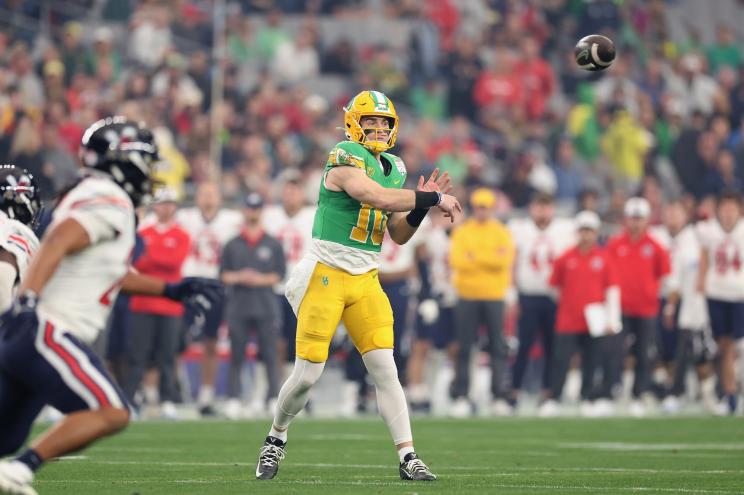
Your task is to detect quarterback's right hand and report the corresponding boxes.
[437,193,462,222]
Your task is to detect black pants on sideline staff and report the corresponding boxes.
[549,332,598,401]
[124,313,182,404]
[619,316,657,398]
[450,299,507,400]
[227,314,280,402]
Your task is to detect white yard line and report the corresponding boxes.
[51,458,744,475]
[35,479,742,494]
[559,442,744,451]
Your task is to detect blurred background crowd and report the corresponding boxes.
[3,0,744,418]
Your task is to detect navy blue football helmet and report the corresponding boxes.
[0,164,41,227]
[80,116,160,207]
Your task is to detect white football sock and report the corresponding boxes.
[269,358,325,439]
[197,385,215,406]
[736,338,744,391]
[397,445,415,463]
[362,349,413,445]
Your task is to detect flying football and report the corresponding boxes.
[575,34,615,71]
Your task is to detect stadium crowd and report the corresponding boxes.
[1,0,744,417]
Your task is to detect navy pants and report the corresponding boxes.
[511,294,556,392]
[0,318,127,456]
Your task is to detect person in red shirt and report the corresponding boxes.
[606,197,671,416]
[472,48,523,114]
[543,211,621,416]
[512,36,555,121]
[124,188,191,418]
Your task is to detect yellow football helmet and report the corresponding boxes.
[343,90,399,154]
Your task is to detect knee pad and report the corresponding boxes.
[362,349,399,386]
[290,359,325,393]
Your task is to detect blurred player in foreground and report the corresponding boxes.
[0,117,222,495]
[254,90,461,482]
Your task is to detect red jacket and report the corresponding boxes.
[606,230,671,318]
[550,245,617,333]
[513,58,555,120]
[130,222,191,316]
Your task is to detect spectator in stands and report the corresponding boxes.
[40,123,77,193]
[606,197,671,416]
[552,137,587,203]
[271,28,319,85]
[125,189,192,419]
[703,148,742,196]
[220,193,286,419]
[542,210,621,417]
[706,25,742,74]
[443,36,481,121]
[9,117,54,199]
[667,53,721,119]
[128,3,172,69]
[449,188,514,417]
[8,42,44,109]
[513,36,555,121]
[256,9,291,61]
[473,47,522,125]
[600,108,652,188]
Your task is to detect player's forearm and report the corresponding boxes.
[359,187,417,212]
[388,212,418,245]
[120,269,166,296]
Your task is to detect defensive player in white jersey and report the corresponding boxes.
[0,117,222,495]
[507,192,575,409]
[651,201,716,413]
[696,191,744,415]
[176,181,242,415]
[262,171,315,366]
[0,166,41,314]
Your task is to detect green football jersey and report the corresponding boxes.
[312,141,407,252]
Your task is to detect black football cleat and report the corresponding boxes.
[198,404,217,417]
[255,436,286,480]
[399,452,437,481]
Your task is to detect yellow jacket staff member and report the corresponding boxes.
[447,188,515,416]
[450,188,514,300]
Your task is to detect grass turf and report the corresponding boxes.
[30,417,743,495]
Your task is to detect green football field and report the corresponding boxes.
[29,417,743,495]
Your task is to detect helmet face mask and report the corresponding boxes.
[0,164,41,227]
[80,116,159,207]
[343,90,398,154]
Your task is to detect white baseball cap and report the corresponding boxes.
[576,210,601,231]
[152,187,179,204]
[624,197,651,219]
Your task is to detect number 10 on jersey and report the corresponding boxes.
[351,203,387,245]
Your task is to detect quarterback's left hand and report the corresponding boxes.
[0,290,40,335]
[417,168,452,195]
[163,277,225,317]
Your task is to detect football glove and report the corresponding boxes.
[0,290,39,335]
[163,277,225,319]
